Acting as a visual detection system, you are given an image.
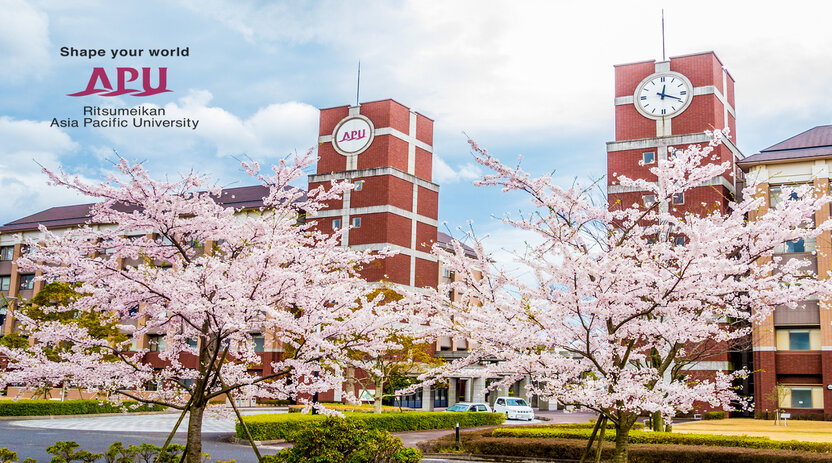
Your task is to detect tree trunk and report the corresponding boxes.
[185,403,205,463]
[373,377,384,413]
[613,416,636,463]
[651,412,663,432]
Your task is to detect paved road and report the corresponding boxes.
[0,409,597,462]
[8,409,272,434]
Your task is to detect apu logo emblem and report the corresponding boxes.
[332,115,374,156]
[338,129,367,143]
[68,67,172,97]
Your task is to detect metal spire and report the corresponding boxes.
[356,61,361,106]
[661,9,666,61]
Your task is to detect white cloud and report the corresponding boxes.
[433,156,482,184]
[0,116,90,223]
[0,0,50,82]
[86,90,320,178]
[172,0,832,152]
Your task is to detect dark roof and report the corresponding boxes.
[0,185,292,233]
[738,125,832,168]
[1,203,96,233]
[435,231,477,257]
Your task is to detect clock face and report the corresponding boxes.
[634,72,693,119]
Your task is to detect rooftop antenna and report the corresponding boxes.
[355,61,361,106]
[661,9,666,61]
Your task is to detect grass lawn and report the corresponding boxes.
[675,418,832,442]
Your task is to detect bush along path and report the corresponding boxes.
[419,426,832,463]
[263,417,421,463]
[237,411,505,441]
[0,440,234,463]
[0,400,166,417]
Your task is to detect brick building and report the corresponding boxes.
[0,98,489,409]
[739,125,832,416]
[606,51,753,412]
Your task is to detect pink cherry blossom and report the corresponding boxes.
[416,131,832,463]
[0,152,408,463]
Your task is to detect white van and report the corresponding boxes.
[493,397,535,421]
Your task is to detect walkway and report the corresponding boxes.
[8,409,275,434]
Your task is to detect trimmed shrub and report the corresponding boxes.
[490,426,832,453]
[256,399,292,407]
[703,411,727,420]
[512,421,644,431]
[421,429,832,463]
[0,400,166,417]
[267,417,421,463]
[238,411,505,441]
[287,403,401,413]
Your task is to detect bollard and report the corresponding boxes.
[455,422,460,451]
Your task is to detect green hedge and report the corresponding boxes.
[510,421,644,431]
[490,426,832,453]
[420,430,832,463]
[238,411,505,441]
[0,400,166,417]
[704,411,727,420]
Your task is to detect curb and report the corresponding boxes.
[422,453,579,463]
[0,410,179,421]
[0,406,288,421]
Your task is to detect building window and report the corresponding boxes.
[770,184,805,208]
[0,306,6,328]
[186,338,198,349]
[332,218,341,230]
[643,195,656,207]
[791,388,813,408]
[673,236,685,246]
[785,239,805,253]
[776,328,820,351]
[672,193,684,205]
[0,246,13,261]
[252,334,265,352]
[669,149,682,159]
[149,334,166,352]
[789,330,811,351]
[18,274,35,291]
[441,267,452,279]
[353,180,364,191]
[642,151,655,164]
[351,217,361,228]
[0,276,10,291]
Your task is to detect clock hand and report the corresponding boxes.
[664,94,682,102]
[661,84,666,99]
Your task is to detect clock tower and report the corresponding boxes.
[309,99,439,289]
[607,51,742,215]
[607,51,749,411]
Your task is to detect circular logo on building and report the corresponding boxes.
[332,115,374,156]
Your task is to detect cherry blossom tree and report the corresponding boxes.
[340,287,441,413]
[421,131,832,463]
[0,154,407,463]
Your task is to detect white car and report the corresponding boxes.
[444,402,492,413]
[493,397,535,421]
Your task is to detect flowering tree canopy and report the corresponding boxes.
[422,132,832,463]
[0,154,406,463]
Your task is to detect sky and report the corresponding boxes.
[3,0,832,261]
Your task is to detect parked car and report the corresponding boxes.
[444,402,493,413]
[493,397,535,421]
